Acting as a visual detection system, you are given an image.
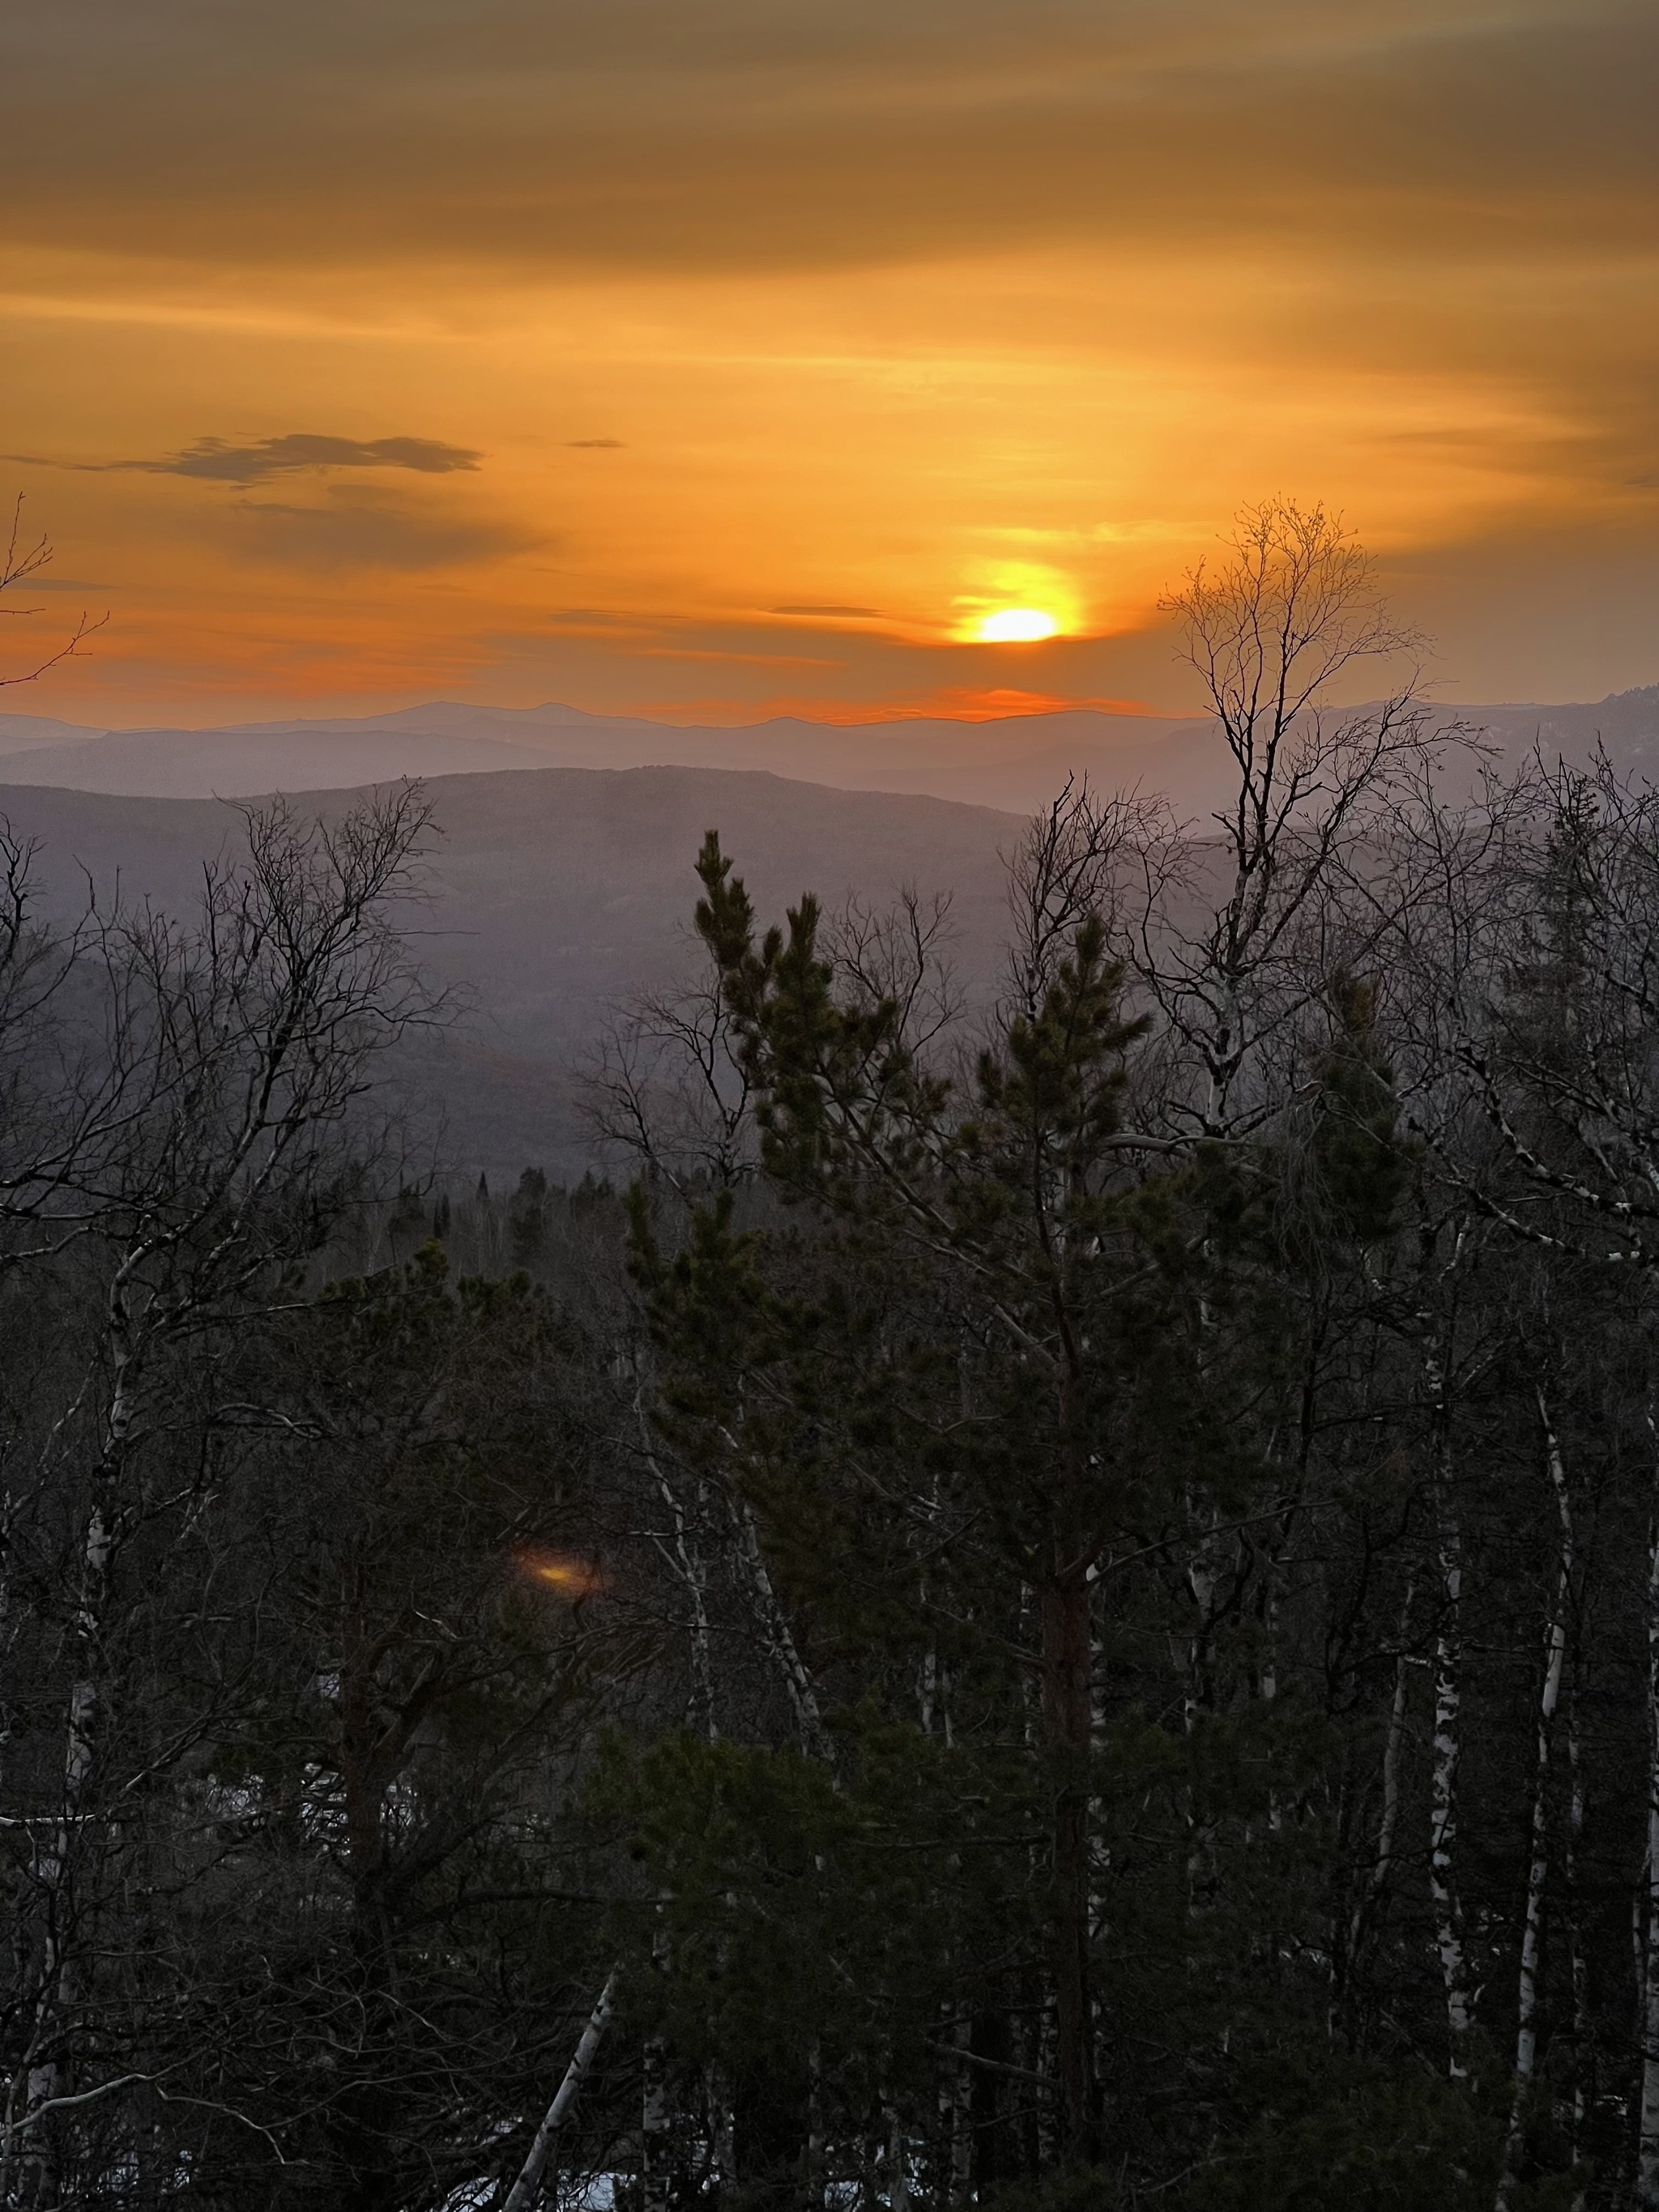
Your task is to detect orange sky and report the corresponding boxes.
[2,0,1657,727]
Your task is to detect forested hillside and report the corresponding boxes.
[0,767,1022,1183]
[9,509,1659,2210]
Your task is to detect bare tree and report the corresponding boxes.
[2,786,442,2203]
[1138,495,1439,1140]
[585,949,757,1200]
[0,499,104,693]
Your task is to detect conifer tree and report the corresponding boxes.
[628,802,1230,2164]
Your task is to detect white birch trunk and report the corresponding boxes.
[1636,1421,1659,2211]
[734,1498,834,1763]
[1565,1677,1588,2212]
[1034,2002,1059,2170]
[21,1329,135,2183]
[712,1418,833,1762]
[1374,1605,1411,1912]
[1346,1583,1414,2022]
[945,2010,974,2201]
[642,1926,672,2212]
[641,2030,672,2212]
[806,2038,824,2204]
[708,2061,735,2193]
[502,1969,617,2212]
[641,1411,718,1741]
[1495,1396,1573,2212]
[1426,1340,1473,2070]
[885,2108,910,2212]
[1183,1549,1222,1919]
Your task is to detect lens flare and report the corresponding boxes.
[975,608,1060,643]
[513,1545,604,1598]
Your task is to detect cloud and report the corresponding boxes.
[8,434,483,483]
[165,434,482,481]
[770,604,886,619]
[227,490,533,573]
[565,439,625,450]
[4,2,1654,278]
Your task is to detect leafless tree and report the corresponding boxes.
[0,786,444,2203]
[585,952,757,1200]
[1134,495,1443,1140]
[0,499,104,693]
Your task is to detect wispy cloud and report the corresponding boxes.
[228,489,534,572]
[8,434,483,484]
[770,603,885,618]
[7,2,1650,278]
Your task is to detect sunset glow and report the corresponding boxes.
[976,609,1061,645]
[3,2,1655,726]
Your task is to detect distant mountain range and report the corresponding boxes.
[0,700,1205,812]
[1,686,1656,1180]
[1,685,1657,817]
[0,765,1024,1183]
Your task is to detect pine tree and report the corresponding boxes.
[628,820,1231,2166]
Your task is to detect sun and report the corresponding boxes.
[975,607,1060,644]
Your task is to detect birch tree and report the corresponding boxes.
[1494,1392,1576,2210]
[4,788,440,2203]
[1143,495,1436,1144]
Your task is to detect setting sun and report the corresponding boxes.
[976,609,1060,645]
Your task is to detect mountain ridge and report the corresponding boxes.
[3,684,1655,815]
[0,762,1027,1181]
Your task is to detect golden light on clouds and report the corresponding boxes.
[2,1,1657,724]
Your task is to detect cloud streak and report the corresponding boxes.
[160,434,483,482]
[227,490,535,572]
[4,2,1653,276]
[771,604,885,619]
[8,435,483,483]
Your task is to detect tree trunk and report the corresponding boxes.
[1040,1560,1096,2161]
[731,1491,834,1764]
[1636,1430,1659,2212]
[641,1919,672,2212]
[638,1392,718,1742]
[21,1325,137,2201]
[503,1970,618,2212]
[885,2107,910,2212]
[941,2009,974,2201]
[1342,1583,1414,2043]
[1426,1339,1473,2073]
[642,2027,672,2212]
[1495,1396,1573,2212]
[1564,1674,1588,2212]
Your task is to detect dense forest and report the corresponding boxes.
[10,504,1659,2210]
